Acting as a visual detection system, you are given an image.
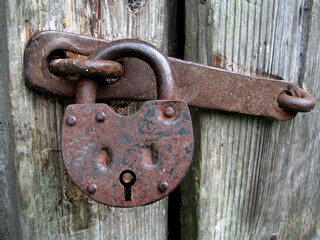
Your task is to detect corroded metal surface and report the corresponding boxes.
[60,37,193,207]
[48,59,124,77]
[61,100,194,207]
[24,31,110,96]
[24,30,315,120]
[277,89,315,112]
[170,59,304,121]
[87,39,175,101]
[75,39,175,104]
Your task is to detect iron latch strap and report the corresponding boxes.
[24,31,315,120]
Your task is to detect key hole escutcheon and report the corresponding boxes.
[119,170,136,201]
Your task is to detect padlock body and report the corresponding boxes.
[61,100,193,207]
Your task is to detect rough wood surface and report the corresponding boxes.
[0,0,22,238]
[5,0,171,239]
[181,0,320,239]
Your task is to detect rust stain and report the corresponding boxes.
[212,52,227,69]
[89,0,101,38]
[66,52,86,60]
[212,53,283,79]
[24,20,30,41]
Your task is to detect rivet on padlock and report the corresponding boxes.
[61,40,194,207]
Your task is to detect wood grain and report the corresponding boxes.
[182,0,320,239]
[0,0,22,239]
[5,0,170,239]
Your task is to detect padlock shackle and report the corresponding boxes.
[75,40,175,103]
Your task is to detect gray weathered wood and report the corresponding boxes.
[0,0,22,239]
[5,0,171,239]
[181,0,320,239]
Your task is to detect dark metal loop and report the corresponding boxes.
[24,31,112,98]
[90,39,175,100]
[277,89,316,112]
[48,59,124,78]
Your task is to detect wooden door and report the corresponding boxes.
[181,1,320,240]
[1,1,319,240]
[1,1,174,239]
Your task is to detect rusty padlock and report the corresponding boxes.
[61,40,194,207]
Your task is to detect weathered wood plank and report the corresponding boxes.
[182,0,320,239]
[6,0,170,239]
[0,1,22,239]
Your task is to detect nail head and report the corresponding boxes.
[88,183,97,194]
[164,106,175,118]
[158,181,169,192]
[67,116,76,126]
[96,112,106,122]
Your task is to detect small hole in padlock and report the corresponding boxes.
[119,170,136,201]
[141,143,159,165]
[100,146,112,167]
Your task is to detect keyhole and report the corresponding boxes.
[119,170,136,201]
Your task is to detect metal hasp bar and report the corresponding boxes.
[24,31,316,120]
